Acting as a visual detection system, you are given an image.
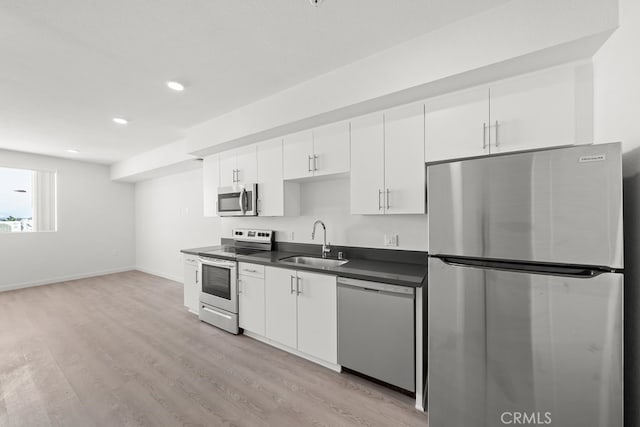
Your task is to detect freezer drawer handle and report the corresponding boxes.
[438,256,615,278]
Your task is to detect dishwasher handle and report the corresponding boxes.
[337,277,415,297]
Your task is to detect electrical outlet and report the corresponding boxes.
[384,234,399,247]
[289,231,295,241]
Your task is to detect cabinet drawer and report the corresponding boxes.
[183,254,198,265]
[238,262,265,278]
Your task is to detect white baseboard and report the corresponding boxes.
[243,330,341,373]
[134,266,182,283]
[0,266,136,293]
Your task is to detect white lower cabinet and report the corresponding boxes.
[239,273,266,336]
[238,263,266,335]
[264,266,337,364]
[183,255,199,314]
[265,267,298,348]
[296,271,337,364]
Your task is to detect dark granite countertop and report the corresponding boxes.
[180,245,427,288]
[181,246,221,256]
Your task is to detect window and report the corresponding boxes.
[0,166,56,233]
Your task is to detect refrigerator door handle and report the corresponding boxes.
[435,255,617,278]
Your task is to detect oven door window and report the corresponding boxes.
[202,264,231,300]
[218,192,241,213]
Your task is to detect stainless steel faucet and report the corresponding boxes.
[311,220,331,258]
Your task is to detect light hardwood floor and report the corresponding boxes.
[0,271,427,427]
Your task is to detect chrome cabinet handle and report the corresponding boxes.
[238,279,243,294]
[290,275,296,294]
[386,188,390,210]
[378,189,383,210]
[244,269,258,273]
[314,154,318,171]
[195,270,198,284]
[482,123,487,149]
[296,276,302,295]
[232,169,236,183]
[494,120,499,147]
[308,155,313,172]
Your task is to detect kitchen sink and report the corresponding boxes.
[280,256,348,268]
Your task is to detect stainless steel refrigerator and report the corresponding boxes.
[427,143,624,427]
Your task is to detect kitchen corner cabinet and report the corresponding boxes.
[238,263,265,336]
[183,255,199,314]
[283,122,350,180]
[203,154,220,217]
[256,139,300,217]
[425,64,593,162]
[350,103,426,215]
[219,145,258,187]
[265,266,337,364]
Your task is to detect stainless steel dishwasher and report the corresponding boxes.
[337,277,415,392]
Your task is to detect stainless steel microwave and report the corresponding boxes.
[217,184,258,217]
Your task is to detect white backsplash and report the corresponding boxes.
[221,177,429,251]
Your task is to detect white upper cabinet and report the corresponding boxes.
[219,145,258,187]
[312,122,350,177]
[350,105,426,215]
[384,103,426,215]
[203,154,220,217]
[219,151,237,188]
[489,66,579,154]
[425,86,490,163]
[257,139,283,216]
[235,145,258,184]
[350,113,385,215]
[425,63,593,162]
[283,123,350,180]
[283,131,314,180]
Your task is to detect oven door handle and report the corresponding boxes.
[198,258,235,268]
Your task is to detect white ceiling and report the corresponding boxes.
[0,0,510,164]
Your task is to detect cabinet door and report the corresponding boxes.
[425,86,489,163]
[384,103,426,215]
[235,145,258,185]
[312,122,350,177]
[489,66,576,154]
[183,256,199,314]
[265,267,297,349]
[350,113,385,215]
[239,275,265,336]
[203,155,220,217]
[283,131,314,180]
[296,271,337,364]
[257,139,284,216]
[219,151,237,187]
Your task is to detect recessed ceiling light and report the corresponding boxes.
[113,117,129,125]
[166,81,185,91]
[66,149,80,154]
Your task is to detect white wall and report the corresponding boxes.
[135,168,221,282]
[135,173,426,283]
[593,1,640,424]
[221,177,428,251]
[0,149,135,291]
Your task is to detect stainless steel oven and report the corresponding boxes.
[198,257,239,334]
[217,184,258,217]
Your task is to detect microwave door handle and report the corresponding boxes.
[239,188,247,215]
